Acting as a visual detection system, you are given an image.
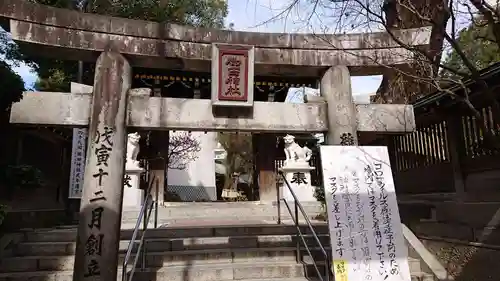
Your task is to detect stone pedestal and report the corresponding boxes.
[280,164,316,202]
[123,166,144,208]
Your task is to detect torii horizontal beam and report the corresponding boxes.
[10,91,415,133]
[0,0,431,76]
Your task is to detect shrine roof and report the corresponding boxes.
[0,0,431,77]
[413,62,500,115]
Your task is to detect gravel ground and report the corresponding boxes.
[423,240,500,281]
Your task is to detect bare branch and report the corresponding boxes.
[168,132,201,170]
[263,0,500,150]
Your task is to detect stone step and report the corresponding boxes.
[300,255,423,276]
[1,248,313,272]
[5,245,424,277]
[410,273,438,281]
[122,210,324,218]
[56,218,328,230]
[408,257,422,275]
[0,268,434,281]
[15,235,331,256]
[119,219,328,230]
[0,268,317,281]
[0,261,314,281]
[23,224,330,243]
[119,216,323,223]
[126,202,322,211]
[122,205,322,223]
[121,216,322,226]
[120,204,323,222]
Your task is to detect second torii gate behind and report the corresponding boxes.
[11,70,414,136]
[11,64,415,202]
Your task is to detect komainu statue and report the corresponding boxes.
[283,134,312,167]
[126,132,141,169]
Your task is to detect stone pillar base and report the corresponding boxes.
[123,167,144,208]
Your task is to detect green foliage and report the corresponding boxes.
[28,0,74,8]
[27,0,228,92]
[442,22,500,78]
[0,31,26,113]
[313,185,325,206]
[217,133,253,189]
[34,68,71,92]
[0,60,25,113]
[85,0,228,28]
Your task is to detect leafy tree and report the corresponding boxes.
[217,133,253,197]
[0,31,25,114]
[0,30,26,178]
[83,0,227,27]
[27,0,228,91]
[0,61,24,113]
[442,22,500,78]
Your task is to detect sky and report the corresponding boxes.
[225,0,383,97]
[10,0,387,97]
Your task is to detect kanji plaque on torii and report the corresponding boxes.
[211,43,255,107]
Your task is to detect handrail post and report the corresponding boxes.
[280,172,330,281]
[154,177,159,229]
[122,175,157,281]
[276,172,281,224]
[325,256,330,281]
[295,199,300,262]
[141,195,147,270]
[122,263,127,281]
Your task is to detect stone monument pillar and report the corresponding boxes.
[320,66,358,146]
[123,132,145,208]
[279,135,316,202]
[73,49,130,281]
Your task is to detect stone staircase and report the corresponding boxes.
[120,202,325,228]
[0,221,440,281]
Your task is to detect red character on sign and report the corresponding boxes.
[224,56,242,97]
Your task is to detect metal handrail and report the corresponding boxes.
[277,171,331,281]
[141,156,164,229]
[122,175,158,281]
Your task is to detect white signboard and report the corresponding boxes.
[319,146,411,281]
[68,128,87,198]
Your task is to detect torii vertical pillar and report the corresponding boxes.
[148,81,167,205]
[73,49,131,281]
[149,131,168,204]
[321,66,358,146]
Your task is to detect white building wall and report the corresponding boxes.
[167,131,217,201]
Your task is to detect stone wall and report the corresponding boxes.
[422,239,500,281]
[402,201,500,280]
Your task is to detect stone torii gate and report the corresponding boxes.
[0,1,426,280]
[9,56,415,281]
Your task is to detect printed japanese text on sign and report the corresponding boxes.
[320,146,412,281]
[333,259,348,281]
[69,128,87,198]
